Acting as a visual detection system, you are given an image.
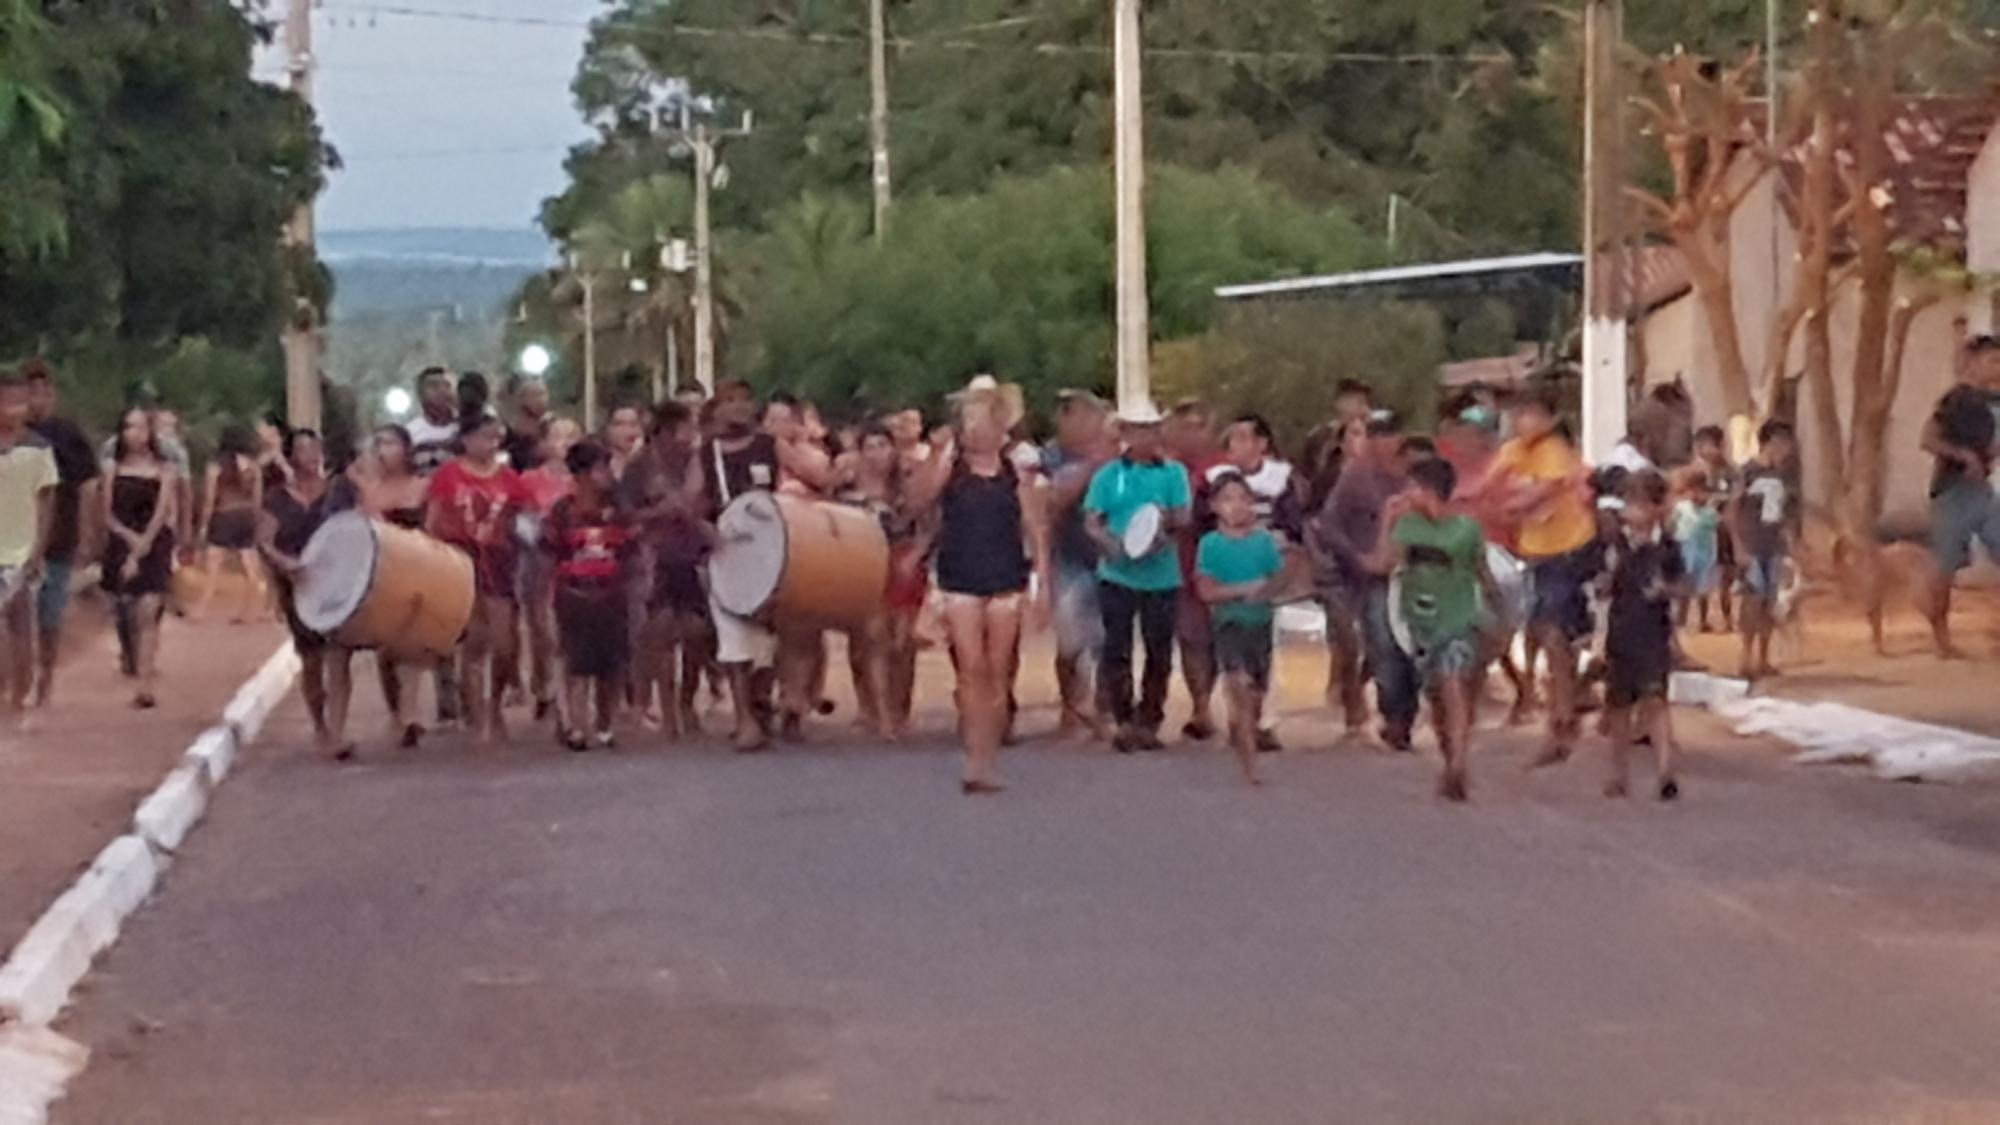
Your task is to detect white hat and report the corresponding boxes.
[1117,399,1165,426]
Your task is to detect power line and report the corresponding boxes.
[317,3,1516,66]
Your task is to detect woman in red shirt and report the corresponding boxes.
[426,412,529,743]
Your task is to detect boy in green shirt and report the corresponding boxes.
[1195,473,1285,786]
[1367,457,1492,802]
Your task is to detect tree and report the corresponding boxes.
[555,0,1581,254]
[0,0,329,427]
[0,0,68,258]
[741,164,1374,412]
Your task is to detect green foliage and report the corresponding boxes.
[743,164,1373,413]
[0,0,69,258]
[0,0,328,421]
[559,0,1582,254]
[1156,302,1446,453]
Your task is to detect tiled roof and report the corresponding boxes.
[1755,94,2000,257]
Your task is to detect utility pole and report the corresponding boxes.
[668,107,752,397]
[283,0,322,431]
[1111,0,1152,415]
[1579,0,1627,463]
[580,269,599,430]
[868,0,892,239]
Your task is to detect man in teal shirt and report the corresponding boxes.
[1085,402,1193,751]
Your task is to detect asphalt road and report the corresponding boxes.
[50,646,2000,1125]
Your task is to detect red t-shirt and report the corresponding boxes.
[430,460,526,548]
[430,459,528,594]
[544,495,632,592]
[520,466,573,517]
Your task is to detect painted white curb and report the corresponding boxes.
[132,764,208,854]
[0,641,298,1124]
[1674,670,2000,785]
[181,726,238,788]
[0,1027,86,1125]
[0,838,161,1027]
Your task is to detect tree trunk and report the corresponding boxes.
[1683,231,1756,418]
[1798,0,1844,505]
[1840,54,1897,541]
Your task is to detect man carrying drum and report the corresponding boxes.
[1084,402,1193,754]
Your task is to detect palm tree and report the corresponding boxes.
[570,174,698,399]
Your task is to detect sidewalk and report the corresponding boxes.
[1681,587,2000,739]
[0,596,283,957]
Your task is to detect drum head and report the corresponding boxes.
[709,492,788,617]
[295,510,380,633]
[1122,503,1163,558]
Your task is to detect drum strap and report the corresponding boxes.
[713,441,733,508]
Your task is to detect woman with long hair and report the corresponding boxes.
[427,411,527,743]
[194,423,268,623]
[907,393,1051,793]
[840,422,927,739]
[101,407,179,709]
[259,429,354,758]
[351,423,430,747]
[519,415,581,724]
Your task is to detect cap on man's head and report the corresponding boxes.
[1364,408,1404,437]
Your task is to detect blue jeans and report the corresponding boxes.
[1360,582,1418,732]
[1930,479,2000,574]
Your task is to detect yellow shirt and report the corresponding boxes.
[1491,434,1594,559]
[0,437,58,568]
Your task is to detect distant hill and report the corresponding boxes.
[323,227,552,321]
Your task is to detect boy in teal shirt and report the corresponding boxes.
[1196,473,1285,785]
[1367,457,1492,802]
[1085,405,1193,750]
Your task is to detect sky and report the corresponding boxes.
[258,0,605,233]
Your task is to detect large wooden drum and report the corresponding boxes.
[709,492,889,629]
[294,511,475,660]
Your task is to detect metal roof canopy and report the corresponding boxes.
[1215,252,1583,303]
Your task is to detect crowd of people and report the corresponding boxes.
[7,337,2000,802]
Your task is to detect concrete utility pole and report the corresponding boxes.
[668,108,752,396]
[868,0,892,239]
[1111,0,1152,415]
[581,272,598,429]
[283,0,323,430]
[1580,0,1627,463]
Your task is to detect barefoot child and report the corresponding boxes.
[1731,421,1798,680]
[1603,469,1687,801]
[1669,466,1722,632]
[1195,473,1285,786]
[543,440,635,752]
[1368,457,1490,802]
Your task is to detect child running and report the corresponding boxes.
[1195,473,1286,786]
[1369,457,1490,802]
[1602,469,1687,801]
[1732,421,1798,680]
[542,440,635,751]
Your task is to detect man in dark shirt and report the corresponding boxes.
[22,361,98,706]
[502,375,551,472]
[1313,410,1418,747]
[700,381,783,750]
[1921,335,2000,656]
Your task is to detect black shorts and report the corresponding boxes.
[1605,641,1671,708]
[208,508,257,550]
[1213,620,1273,692]
[1528,543,1602,642]
[272,576,328,654]
[556,587,631,680]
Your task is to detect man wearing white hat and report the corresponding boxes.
[1084,400,1192,752]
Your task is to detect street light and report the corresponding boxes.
[383,387,413,417]
[518,344,554,377]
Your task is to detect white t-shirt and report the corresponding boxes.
[405,416,459,477]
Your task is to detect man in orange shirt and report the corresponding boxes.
[1483,387,1600,764]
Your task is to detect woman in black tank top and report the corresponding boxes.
[907,390,1051,794]
[353,424,434,749]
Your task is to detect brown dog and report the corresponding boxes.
[1825,536,1939,655]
